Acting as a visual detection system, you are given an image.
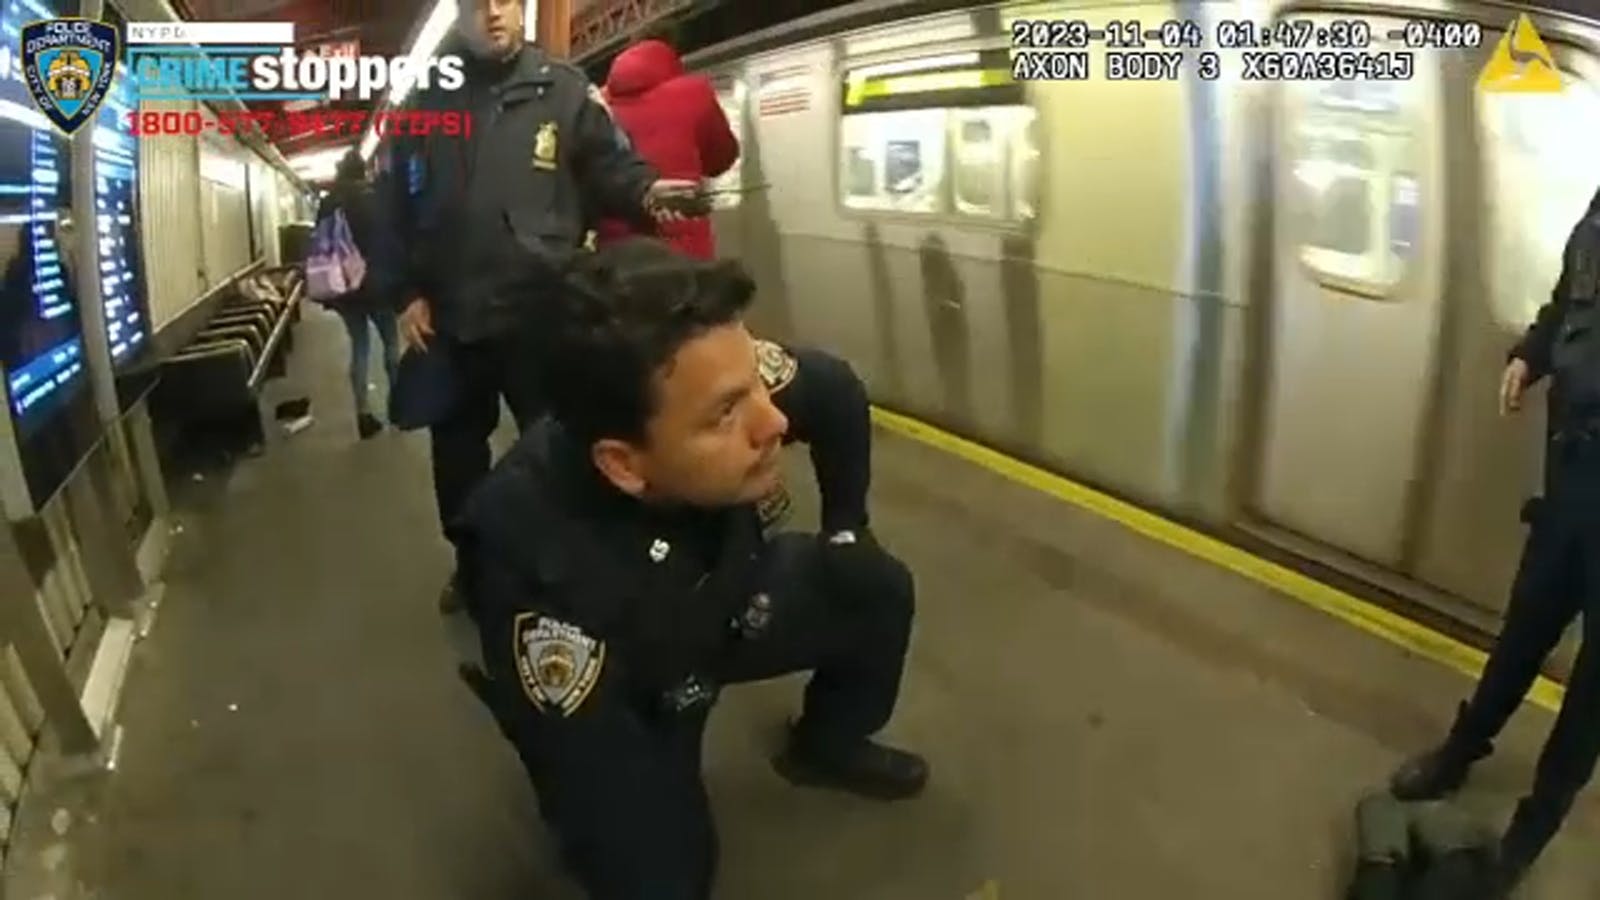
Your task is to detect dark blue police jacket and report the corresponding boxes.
[380,40,659,343]
[447,341,872,723]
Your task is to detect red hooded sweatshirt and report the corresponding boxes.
[598,40,739,260]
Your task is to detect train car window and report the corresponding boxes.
[1012,112,1039,222]
[1389,175,1420,260]
[1296,133,1374,257]
[952,106,1037,220]
[1478,53,1600,329]
[709,77,746,211]
[838,48,1029,223]
[952,111,1001,217]
[1285,74,1425,293]
[844,146,877,198]
[840,108,947,214]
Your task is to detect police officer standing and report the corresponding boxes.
[384,0,683,612]
[1389,187,1600,898]
[449,238,928,898]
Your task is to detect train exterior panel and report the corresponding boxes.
[681,0,1600,643]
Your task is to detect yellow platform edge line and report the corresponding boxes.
[869,406,1566,714]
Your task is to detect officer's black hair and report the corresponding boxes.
[542,237,756,445]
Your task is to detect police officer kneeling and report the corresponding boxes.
[1388,188,1600,898]
[449,238,928,898]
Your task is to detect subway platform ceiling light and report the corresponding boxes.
[359,0,459,160]
[289,145,357,182]
[199,146,249,189]
[843,16,976,56]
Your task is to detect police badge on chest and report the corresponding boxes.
[514,613,604,715]
[532,121,558,171]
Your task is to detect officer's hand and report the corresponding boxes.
[1499,357,1531,417]
[400,297,434,352]
[818,528,883,599]
[645,179,702,223]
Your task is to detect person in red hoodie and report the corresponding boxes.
[597,39,739,260]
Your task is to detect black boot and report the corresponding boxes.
[357,412,383,439]
[1390,702,1493,800]
[773,723,928,801]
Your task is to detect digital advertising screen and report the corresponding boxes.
[0,0,101,512]
[93,1,149,372]
[0,0,86,436]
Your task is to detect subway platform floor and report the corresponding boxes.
[7,308,1598,899]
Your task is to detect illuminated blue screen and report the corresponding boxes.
[92,42,146,367]
[0,0,86,438]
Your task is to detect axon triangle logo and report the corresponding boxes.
[1478,13,1563,93]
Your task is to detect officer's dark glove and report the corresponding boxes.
[645,179,706,221]
[817,527,885,600]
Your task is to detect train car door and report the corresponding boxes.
[1413,25,1600,620]
[706,72,749,261]
[1249,13,1444,567]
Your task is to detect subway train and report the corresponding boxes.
[664,0,1600,646]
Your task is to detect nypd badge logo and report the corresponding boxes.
[21,18,118,137]
[532,121,559,171]
[514,613,605,716]
[754,339,797,393]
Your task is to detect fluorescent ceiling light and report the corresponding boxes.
[289,145,355,168]
[292,159,340,182]
[288,143,357,181]
[361,0,458,159]
[358,126,379,161]
[844,18,976,57]
[390,0,459,108]
[199,149,249,189]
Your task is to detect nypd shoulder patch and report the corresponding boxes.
[756,481,793,534]
[513,613,606,716]
[755,340,798,393]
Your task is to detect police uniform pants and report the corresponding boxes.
[428,334,547,532]
[538,533,915,900]
[1451,489,1600,868]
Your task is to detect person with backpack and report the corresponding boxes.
[1388,186,1600,898]
[313,150,399,440]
